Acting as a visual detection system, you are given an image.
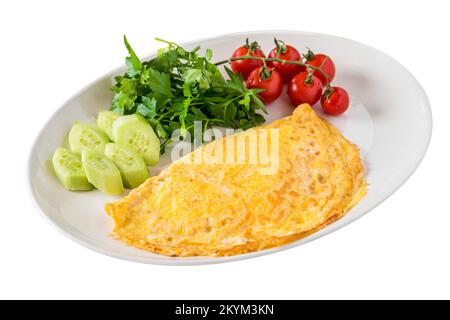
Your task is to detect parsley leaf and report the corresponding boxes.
[123,35,142,76]
[136,96,157,119]
[144,68,172,97]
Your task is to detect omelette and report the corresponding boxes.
[105,104,366,257]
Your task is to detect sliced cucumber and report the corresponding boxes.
[69,122,109,154]
[52,148,94,191]
[81,150,124,195]
[97,110,120,140]
[104,143,149,189]
[112,114,160,165]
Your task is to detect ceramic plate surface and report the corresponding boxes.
[28,31,432,265]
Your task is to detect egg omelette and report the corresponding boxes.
[105,104,366,257]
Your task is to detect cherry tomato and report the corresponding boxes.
[321,87,349,116]
[231,44,266,80]
[267,44,303,83]
[287,72,323,106]
[246,67,283,104]
[305,53,335,86]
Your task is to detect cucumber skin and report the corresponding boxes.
[81,150,124,195]
[68,122,109,154]
[112,114,160,166]
[52,148,94,191]
[104,143,150,189]
[97,110,120,141]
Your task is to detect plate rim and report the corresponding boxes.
[27,30,433,265]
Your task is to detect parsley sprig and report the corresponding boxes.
[110,36,267,153]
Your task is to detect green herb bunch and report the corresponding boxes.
[110,36,267,152]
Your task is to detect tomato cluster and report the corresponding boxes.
[230,39,349,116]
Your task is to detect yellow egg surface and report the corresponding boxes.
[105,104,367,257]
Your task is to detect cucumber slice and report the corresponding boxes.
[52,148,94,191]
[81,150,124,195]
[97,110,120,140]
[69,122,109,154]
[112,115,160,165]
[104,143,149,189]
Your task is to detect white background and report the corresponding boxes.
[1,0,449,300]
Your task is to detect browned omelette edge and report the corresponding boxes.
[105,104,367,257]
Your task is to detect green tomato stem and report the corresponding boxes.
[214,59,230,66]
[215,55,331,86]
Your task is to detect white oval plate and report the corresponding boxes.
[28,31,432,265]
